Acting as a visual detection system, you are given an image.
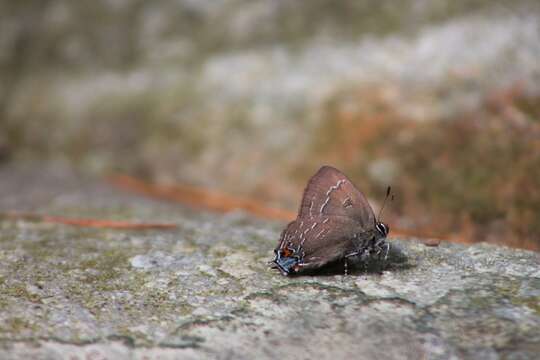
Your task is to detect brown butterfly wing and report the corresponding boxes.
[298,166,376,229]
[277,215,374,272]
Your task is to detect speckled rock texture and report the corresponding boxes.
[0,165,539,359]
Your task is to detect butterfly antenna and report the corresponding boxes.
[377,186,392,221]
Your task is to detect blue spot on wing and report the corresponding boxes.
[274,256,299,275]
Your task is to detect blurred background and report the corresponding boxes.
[0,0,539,250]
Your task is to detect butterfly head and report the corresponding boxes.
[375,186,392,239]
[376,222,389,238]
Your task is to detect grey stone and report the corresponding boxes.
[0,166,539,359]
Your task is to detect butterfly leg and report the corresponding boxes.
[383,241,390,261]
[296,258,329,273]
[343,251,362,275]
[373,238,390,261]
[375,241,390,273]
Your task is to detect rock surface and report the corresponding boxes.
[0,165,539,359]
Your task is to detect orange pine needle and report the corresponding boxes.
[108,174,297,221]
[1,212,176,230]
[108,175,458,244]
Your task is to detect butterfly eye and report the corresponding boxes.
[376,222,389,237]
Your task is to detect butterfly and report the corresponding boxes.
[271,166,390,276]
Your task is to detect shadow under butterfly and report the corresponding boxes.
[272,166,405,276]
